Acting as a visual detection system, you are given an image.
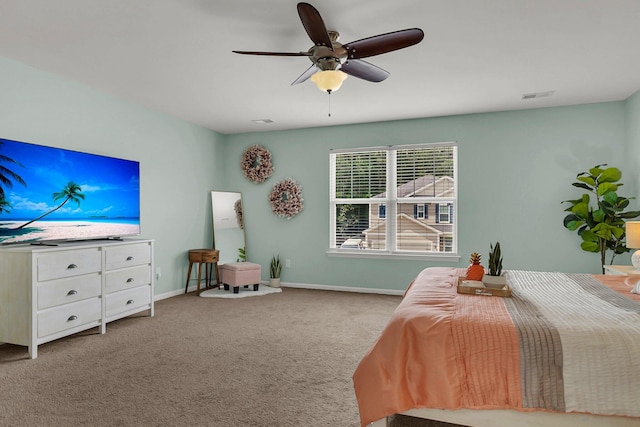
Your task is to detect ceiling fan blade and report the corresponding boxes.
[340,59,390,83]
[291,64,319,85]
[297,2,333,49]
[233,50,311,57]
[343,28,424,59]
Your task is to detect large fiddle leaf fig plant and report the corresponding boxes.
[562,164,640,273]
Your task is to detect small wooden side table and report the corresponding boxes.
[184,249,220,296]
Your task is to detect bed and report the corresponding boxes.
[353,267,640,427]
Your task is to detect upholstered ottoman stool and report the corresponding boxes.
[219,262,261,293]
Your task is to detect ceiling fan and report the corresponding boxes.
[232,2,424,94]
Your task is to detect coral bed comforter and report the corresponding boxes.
[353,267,640,427]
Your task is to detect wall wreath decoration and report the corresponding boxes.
[241,144,273,184]
[269,178,304,219]
[234,198,244,229]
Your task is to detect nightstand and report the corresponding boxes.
[603,265,640,276]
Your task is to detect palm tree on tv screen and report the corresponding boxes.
[16,181,85,229]
[0,197,11,214]
[0,142,27,206]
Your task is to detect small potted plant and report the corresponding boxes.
[269,254,282,288]
[483,241,507,288]
[237,247,246,262]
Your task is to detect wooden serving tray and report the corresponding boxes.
[457,278,512,297]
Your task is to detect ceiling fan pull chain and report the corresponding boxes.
[327,89,332,117]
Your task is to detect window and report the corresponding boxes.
[329,143,457,258]
[436,203,452,223]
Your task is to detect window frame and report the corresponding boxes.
[328,142,459,262]
[437,203,452,224]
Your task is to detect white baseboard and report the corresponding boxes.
[271,281,405,296]
[157,281,404,301]
[155,286,193,301]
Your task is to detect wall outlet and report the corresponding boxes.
[285,259,291,268]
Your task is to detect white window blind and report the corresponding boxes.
[330,143,457,257]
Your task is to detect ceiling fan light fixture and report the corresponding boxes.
[310,70,347,93]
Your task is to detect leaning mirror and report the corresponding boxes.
[211,191,246,264]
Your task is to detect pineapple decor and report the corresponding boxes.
[466,252,485,281]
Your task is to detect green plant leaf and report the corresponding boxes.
[598,167,622,183]
[612,227,624,239]
[571,202,589,219]
[572,182,593,191]
[601,193,619,206]
[576,176,595,186]
[581,229,598,242]
[562,195,588,205]
[588,166,605,177]
[618,198,630,209]
[614,245,629,254]
[620,210,640,219]
[563,214,583,230]
[592,222,618,241]
[580,241,600,252]
[592,209,605,223]
[488,241,503,276]
[598,184,618,197]
[567,221,584,231]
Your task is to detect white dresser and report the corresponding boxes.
[0,239,154,358]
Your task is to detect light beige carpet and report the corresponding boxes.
[0,287,463,427]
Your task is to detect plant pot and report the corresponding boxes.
[269,278,281,288]
[482,273,507,289]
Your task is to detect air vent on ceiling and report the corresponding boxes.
[252,119,274,124]
[522,91,555,100]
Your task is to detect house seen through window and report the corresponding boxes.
[329,143,457,256]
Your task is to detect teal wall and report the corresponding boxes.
[226,103,633,290]
[0,57,227,295]
[1,54,638,294]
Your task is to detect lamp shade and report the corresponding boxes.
[626,221,640,248]
[310,70,347,93]
[626,221,640,270]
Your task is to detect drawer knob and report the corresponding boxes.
[67,264,78,269]
[126,256,134,261]
[126,299,134,305]
[67,315,78,321]
[126,278,134,283]
[67,290,78,296]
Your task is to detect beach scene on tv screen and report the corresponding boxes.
[0,138,140,244]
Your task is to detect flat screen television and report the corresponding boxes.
[0,137,140,245]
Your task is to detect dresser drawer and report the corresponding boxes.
[37,248,102,282]
[37,297,101,338]
[37,274,102,310]
[105,285,151,318]
[105,265,151,293]
[105,243,151,270]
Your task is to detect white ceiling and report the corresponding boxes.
[0,0,639,135]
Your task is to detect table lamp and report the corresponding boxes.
[625,221,640,270]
